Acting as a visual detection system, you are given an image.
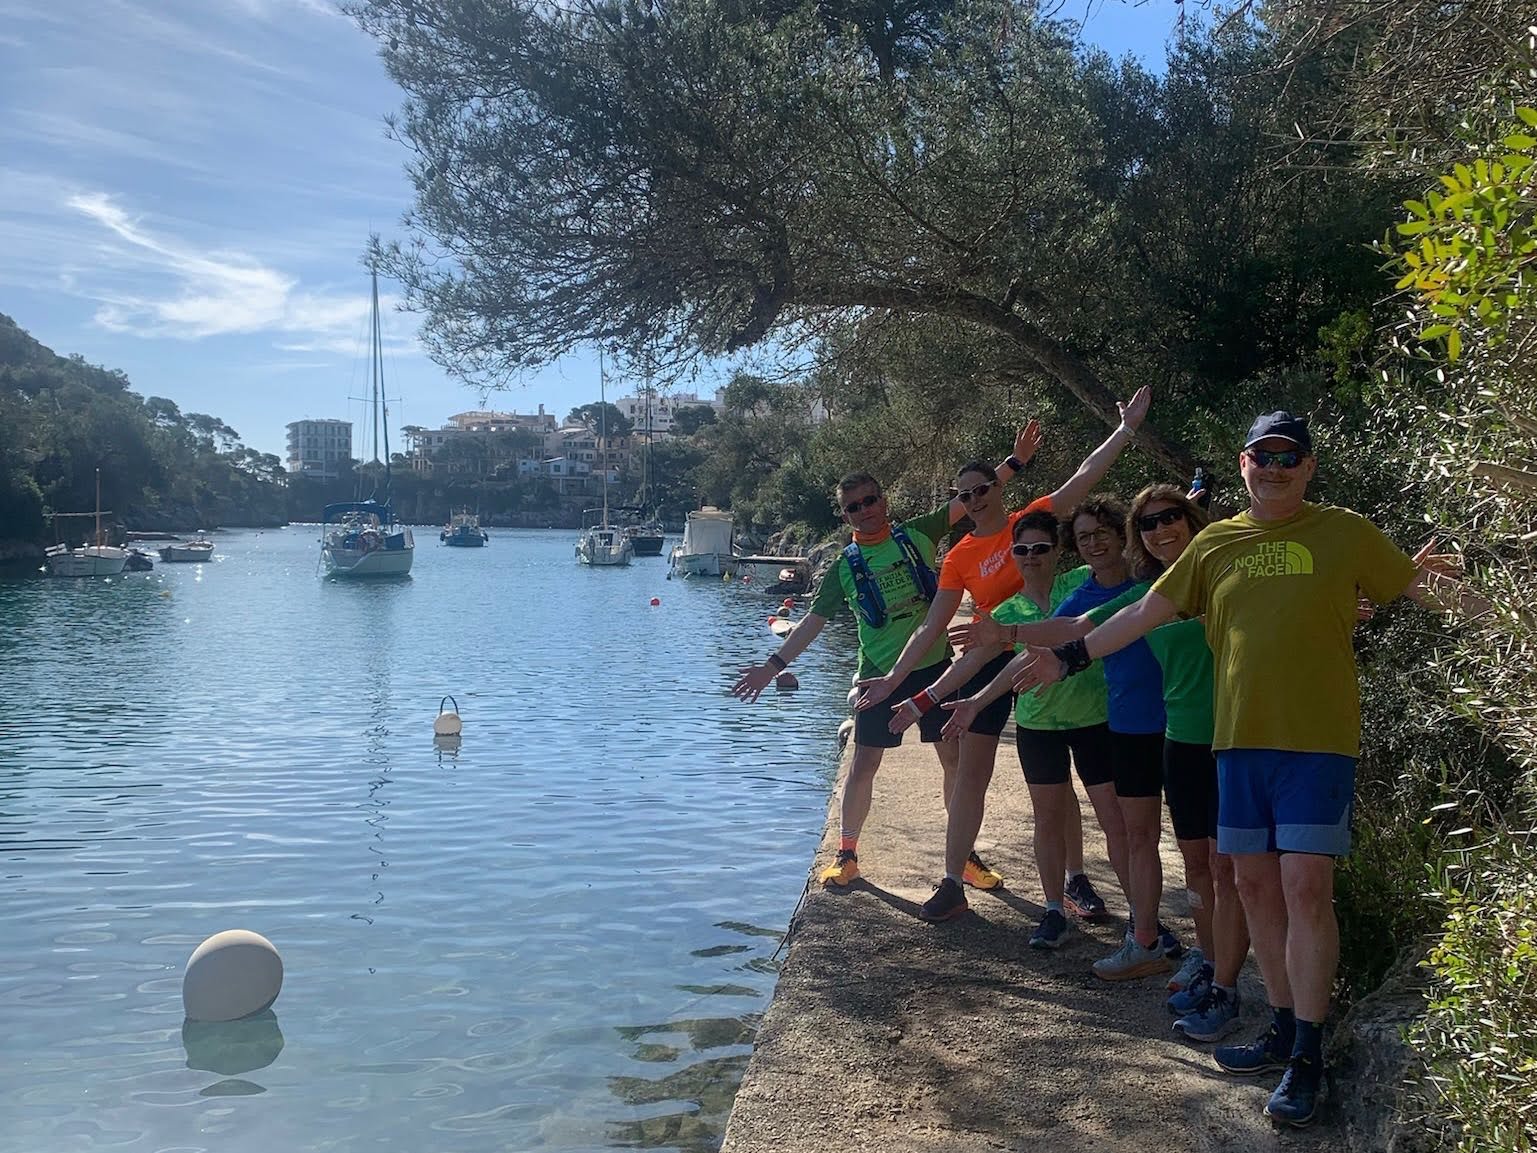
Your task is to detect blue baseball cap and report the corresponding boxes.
[1243,411,1312,453]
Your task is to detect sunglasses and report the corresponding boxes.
[1135,507,1186,533]
[841,492,881,515]
[954,481,995,504]
[1245,448,1305,469]
[1011,541,1054,558]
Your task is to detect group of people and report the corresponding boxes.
[732,394,1469,1128]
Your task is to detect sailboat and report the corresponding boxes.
[575,352,634,567]
[45,468,129,577]
[320,265,415,578]
[623,384,665,557]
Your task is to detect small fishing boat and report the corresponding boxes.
[158,537,215,563]
[668,507,735,578]
[441,510,489,547]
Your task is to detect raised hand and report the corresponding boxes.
[939,697,981,742]
[1009,647,1064,694]
[731,662,778,704]
[947,612,1004,653]
[854,674,899,711]
[1013,420,1042,467]
[1117,386,1152,432]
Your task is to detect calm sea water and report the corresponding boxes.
[0,527,853,1153]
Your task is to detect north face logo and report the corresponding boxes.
[1233,541,1314,577]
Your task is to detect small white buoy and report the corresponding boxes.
[183,930,283,1022]
[775,671,799,691]
[846,687,860,711]
[434,695,462,737]
[837,718,855,748]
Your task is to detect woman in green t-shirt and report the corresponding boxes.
[1119,484,1249,1040]
[889,509,1121,948]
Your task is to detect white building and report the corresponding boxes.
[611,388,723,435]
[402,407,557,476]
[285,419,352,480]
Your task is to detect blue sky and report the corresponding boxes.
[0,0,1187,460]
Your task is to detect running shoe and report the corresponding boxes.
[1174,987,1241,1042]
[1157,923,1185,961]
[819,849,860,887]
[1264,1055,1322,1127]
[1063,873,1107,919]
[962,850,1004,890]
[1168,947,1208,992]
[1214,1023,1292,1076]
[1167,963,1214,1015]
[1028,908,1070,950]
[918,877,969,922]
[1091,935,1170,981]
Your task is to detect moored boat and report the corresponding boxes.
[158,537,216,563]
[441,510,488,547]
[45,469,128,578]
[668,507,735,578]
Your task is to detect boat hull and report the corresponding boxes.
[628,533,665,556]
[46,546,129,577]
[443,535,486,547]
[324,526,415,577]
[159,544,215,563]
[668,549,732,578]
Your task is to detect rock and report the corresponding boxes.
[1326,955,1444,1152]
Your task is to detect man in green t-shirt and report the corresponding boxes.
[1011,411,1474,1127]
[731,425,1039,889]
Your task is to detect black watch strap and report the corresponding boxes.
[1052,638,1092,677]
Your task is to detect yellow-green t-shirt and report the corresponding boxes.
[1151,502,1417,756]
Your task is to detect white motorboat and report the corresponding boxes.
[158,537,216,563]
[45,469,128,577]
[668,507,735,578]
[575,353,632,567]
[320,264,414,579]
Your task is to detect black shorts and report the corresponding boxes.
[1014,723,1116,789]
[1111,730,1165,798]
[956,650,1016,737]
[854,659,955,749]
[1163,738,1219,841]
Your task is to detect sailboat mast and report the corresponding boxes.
[374,267,393,505]
[94,468,102,547]
[599,350,609,527]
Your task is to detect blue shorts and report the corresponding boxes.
[1215,749,1356,857]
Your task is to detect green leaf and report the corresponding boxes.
[1447,329,1462,360]
[1420,324,1454,340]
[1501,134,1537,150]
[1455,163,1474,187]
[1518,106,1537,127]
[1397,221,1431,236]
[1406,199,1430,219]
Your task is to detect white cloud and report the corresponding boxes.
[63,191,416,356]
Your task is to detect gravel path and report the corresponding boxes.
[722,728,1335,1152]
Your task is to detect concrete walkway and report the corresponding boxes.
[721,726,1333,1152]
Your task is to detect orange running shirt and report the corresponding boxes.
[938,496,1054,616]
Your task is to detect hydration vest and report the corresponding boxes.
[843,525,939,629]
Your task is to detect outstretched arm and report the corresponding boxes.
[946,421,1042,525]
[732,613,828,703]
[1046,386,1151,513]
[854,588,964,709]
[1011,591,1178,692]
[949,611,1092,652]
[938,654,1026,741]
[885,640,1006,734]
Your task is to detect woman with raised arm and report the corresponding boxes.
[856,387,1151,923]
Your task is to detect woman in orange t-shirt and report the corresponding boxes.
[856,386,1152,922]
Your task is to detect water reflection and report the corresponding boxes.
[606,1053,749,1153]
[182,1008,285,1097]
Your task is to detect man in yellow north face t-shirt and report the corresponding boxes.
[1009,411,1464,1128]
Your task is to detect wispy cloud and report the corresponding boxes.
[66,191,413,355]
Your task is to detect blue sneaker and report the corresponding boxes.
[1215,1023,1292,1076]
[1029,908,1070,950]
[1168,947,1208,992]
[1063,873,1106,919]
[1157,923,1184,961]
[1167,963,1214,1015]
[1174,986,1241,1042]
[1264,1055,1322,1127]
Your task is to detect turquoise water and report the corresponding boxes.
[0,527,852,1153]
